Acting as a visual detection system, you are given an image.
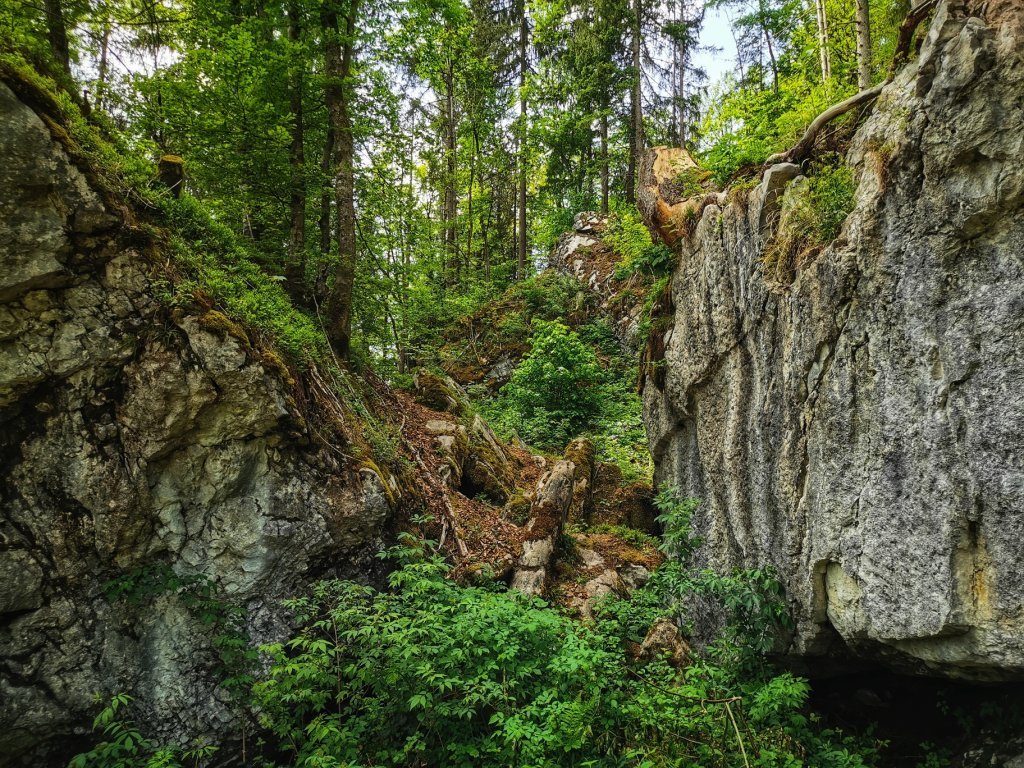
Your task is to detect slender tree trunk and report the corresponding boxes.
[516,6,528,279]
[814,0,831,82]
[322,0,359,358]
[676,42,686,145]
[442,58,458,284]
[96,24,110,110]
[44,0,71,76]
[763,23,779,92]
[287,2,307,290]
[856,0,872,90]
[599,111,609,214]
[319,126,334,257]
[625,0,642,205]
[466,128,476,273]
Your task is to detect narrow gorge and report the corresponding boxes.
[1,0,1023,765]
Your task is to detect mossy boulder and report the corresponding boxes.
[461,415,514,504]
[412,368,469,415]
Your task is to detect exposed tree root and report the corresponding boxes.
[766,83,886,166]
[767,0,937,166]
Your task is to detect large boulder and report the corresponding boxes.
[643,1,1024,680]
[0,78,392,763]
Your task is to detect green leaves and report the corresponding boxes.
[498,319,606,450]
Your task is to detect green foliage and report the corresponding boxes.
[69,695,217,768]
[161,195,328,364]
[497,320,605,451]
[252,508,879,767]
[699,0,906,184]
[604,207,675,279]
[807,163,857,242]
[649,488,793,662]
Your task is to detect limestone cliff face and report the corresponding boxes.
[643,1,1024,679]
[0,81,393,762]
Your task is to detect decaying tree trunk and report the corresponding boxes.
[889,0,938,76]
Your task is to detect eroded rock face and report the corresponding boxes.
[0,81,391,762]
[644,2,1024,679]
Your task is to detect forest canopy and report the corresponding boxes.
[3,0,913,373]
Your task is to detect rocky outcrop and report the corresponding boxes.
[412,370,514,502]
[0,80,394,762]
[643,1,1024,680]
[548,214,650,352]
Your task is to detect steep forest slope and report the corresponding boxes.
[0,71,646,762]
[641,0,1024,680]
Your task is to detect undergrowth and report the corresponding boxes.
[161,195,329,364]
[482,318,651,481]
[604,207,676,279]
[74,489,882,767]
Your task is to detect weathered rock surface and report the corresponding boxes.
[0,80,392,762]
[510,459,576,595]
[643,1,1024,680]
[548,216,649,351]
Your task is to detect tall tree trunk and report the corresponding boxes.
[287,2,307,292]
[44,0,71,76]
[96,23,110,110]
[322,0,359,358]
[466,127,476,272]
[814,0,831,82]
[516,7,528,279]
[676,42,686,145]
[625,0,642,205]
[442,58,458,284]
[599,111,609,214]
[762,22,779,92]
[856,0,872,90]
[319,126,334,257]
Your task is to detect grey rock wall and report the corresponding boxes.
[0,81,391,762]
[644,1,1024,679]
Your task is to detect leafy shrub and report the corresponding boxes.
[603,207,676,279]
[73,494,880,767]
[251,499,879,768]
[497,320,605,450]
[69,695,217,768]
